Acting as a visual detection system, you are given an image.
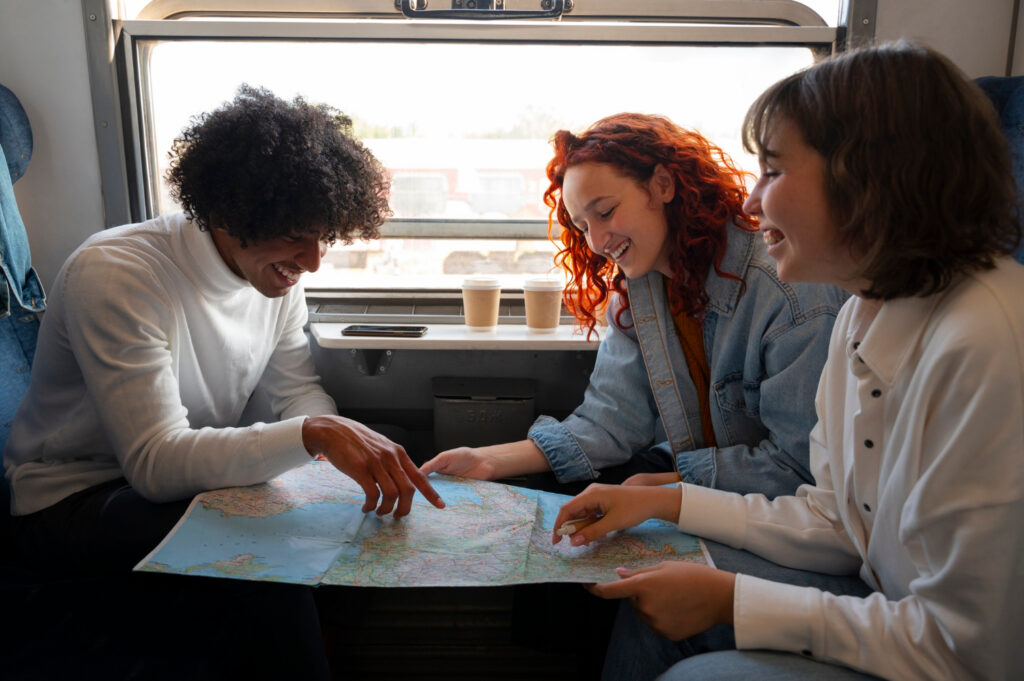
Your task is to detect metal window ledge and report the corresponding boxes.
[308,291,573,325]
[311,321,601,350]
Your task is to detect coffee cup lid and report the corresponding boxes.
[522,277,564,291]
[462,276,502,290]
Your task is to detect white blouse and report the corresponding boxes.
[676,257,1024,680]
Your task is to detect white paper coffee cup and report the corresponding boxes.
[523,277,564,333]
[462,277,502,331]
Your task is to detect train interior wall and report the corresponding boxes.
[1,1,1021,678]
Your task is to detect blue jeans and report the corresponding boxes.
[602,540,883,681]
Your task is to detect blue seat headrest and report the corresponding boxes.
[976,76,1024,264]
[0,84,33,184]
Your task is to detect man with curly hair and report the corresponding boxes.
[3,86,440,677]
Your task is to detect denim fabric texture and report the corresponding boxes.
[0,83,43,456]
[0,300,39,456]
[529,225,848,497]
[0,84,32,183]
[0,83,42,558]
[976,75,1024,264]
[0,85,45,318]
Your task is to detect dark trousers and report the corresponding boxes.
[7,478,331,681]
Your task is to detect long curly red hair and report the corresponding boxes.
[544,113,755,337]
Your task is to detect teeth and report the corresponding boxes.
[762,230,783,246]
[273,264,300,283]
[609,240,629,260]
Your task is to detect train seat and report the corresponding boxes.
[976,75,1024,263]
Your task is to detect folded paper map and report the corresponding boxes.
[136,461,709,587]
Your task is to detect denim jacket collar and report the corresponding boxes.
[626,226,758,456]
[703,222,757,317]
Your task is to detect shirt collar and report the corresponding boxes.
[849,292,945,385]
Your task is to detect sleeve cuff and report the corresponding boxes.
[677,482,748,547]
[258,416,314,471]
[734,573,820,655]
[676,446,717,487]
[527,415,598,483]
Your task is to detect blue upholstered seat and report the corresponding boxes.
[976,75,1024,264]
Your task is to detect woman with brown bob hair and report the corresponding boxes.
[423,113,847,502]
[552,42,1024,681]
[743,40,1020,300]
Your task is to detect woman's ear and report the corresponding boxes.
[650,164,675,204]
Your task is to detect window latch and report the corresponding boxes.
[398,0,571,20]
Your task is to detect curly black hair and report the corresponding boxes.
[166,84,390,246]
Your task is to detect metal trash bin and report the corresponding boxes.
[432,377,536,452]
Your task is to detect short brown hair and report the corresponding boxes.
[743,41,1021,299]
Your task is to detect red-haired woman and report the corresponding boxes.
[422,113,847,499]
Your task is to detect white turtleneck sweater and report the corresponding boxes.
[4,213,337,515]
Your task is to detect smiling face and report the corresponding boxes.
[211,226,329,298]
[743,117,867,295]
[561,162,675,279]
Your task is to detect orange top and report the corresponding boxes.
[670,302,718,449]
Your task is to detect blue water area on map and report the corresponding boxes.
[532,489,573,529]
[143,500,367,583]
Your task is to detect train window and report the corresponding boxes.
[113,1,843,292]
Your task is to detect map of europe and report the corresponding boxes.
[135,461,709,587]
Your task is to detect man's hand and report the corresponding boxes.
[551,483,682,546]
[302,415,444,518]
[587,562,736,641]
[419,447,498,480]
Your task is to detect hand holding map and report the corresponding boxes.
[552,482,686,547]
[586,561,737,641]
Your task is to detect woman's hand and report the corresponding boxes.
[587,562,736,641]
[419,446,498,479]
[552,483,682,545]
[622,471,682,487]
[420,439,551,481]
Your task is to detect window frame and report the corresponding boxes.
[81,0,874,298]
[114,12,839,226]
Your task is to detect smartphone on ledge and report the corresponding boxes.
[341,324,428,338]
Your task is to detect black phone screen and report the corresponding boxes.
[341,324,428,337]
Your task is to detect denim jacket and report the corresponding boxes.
[0,85,45,318]
[0,84,45,459]
[528,225,848,498]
